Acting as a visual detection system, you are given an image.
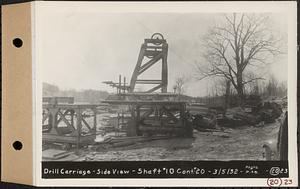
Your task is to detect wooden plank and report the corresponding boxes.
[43,97,74,104]
[43,134,95,144]
[43,103,100,109]
[144,38,166,44]
[103,100,187,105]
[139,126,183,132]
[136,79,162,84]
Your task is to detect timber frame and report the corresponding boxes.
[104,100,193,137]
[129,33,168,93]
[42,97,97,149]
[102,34,193,138]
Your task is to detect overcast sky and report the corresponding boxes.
[37,3,288,97]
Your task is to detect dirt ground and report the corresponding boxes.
[71,119,281,161]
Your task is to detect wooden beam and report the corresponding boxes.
[144,50,161,57]
[56,109,71,123]
[135,80,162,84]
[161,43,168,93]
[102,100,187,105]
[43,104,100,109]
[145,84,162,93]
[93,108,97,134]
[43,97,74,104]
[57,111,76,131]
[81,117,92,132]
[144,38,166,44]
[138,53,163,74]
[130,44,146,92]
[161,106,179,123]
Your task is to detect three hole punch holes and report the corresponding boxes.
[13,38,23,48]
[12,38,24,151]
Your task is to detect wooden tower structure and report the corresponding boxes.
[129,33,168,93]
[103,33,192,137]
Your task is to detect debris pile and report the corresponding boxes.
[259,102,283,122]
[189,99,283,129]
[192,113,217,131]
[217,107,258,128]
[219,101,282,128]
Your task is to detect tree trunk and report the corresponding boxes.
[236,71,244,106]
[224,80,231,114]
[237,86,244,106]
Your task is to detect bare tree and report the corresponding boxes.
[269,75,278,96]
[173,76,186,96]
[196,13,282,105]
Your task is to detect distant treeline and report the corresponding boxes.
[43,82,109,104]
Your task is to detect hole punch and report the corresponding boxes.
[12,38,23,48]
[12,141,23,150]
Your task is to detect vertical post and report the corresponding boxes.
[117,113,120,136]
[128,107,136,136]
[154,105,158,118]
[93,108,97,135]
[136,105,140,136]
[123,77,126,94]
[118,74,121,95]
[76,108,82,154]
[279,112,288,160]
[160,105,163,127]
[70,110,74,127]
[161,43,168,93]
[49,108,58,134]
[122,111,124,130]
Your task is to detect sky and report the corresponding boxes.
[37,3,288,97]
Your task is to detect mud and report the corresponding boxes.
[72,119,280,161]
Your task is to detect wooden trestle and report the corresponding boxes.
[42,97,97,149]
[103,99,193,137]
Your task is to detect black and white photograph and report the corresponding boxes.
[41,9,289,161]
[2,1,297,187]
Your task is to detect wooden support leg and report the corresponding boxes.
[75,108,82,155]
[70,110,74,127]
[127,106,138,136]
[93,108,97,135]
[161,43,168,93]
[49,108,59,135]
[129,44,146,92]
[136,105,140,136]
